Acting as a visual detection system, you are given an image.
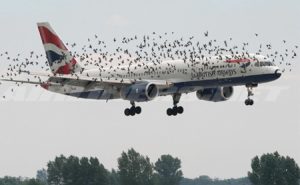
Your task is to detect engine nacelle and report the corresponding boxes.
[196,86,234,102]
[120,82,159,102]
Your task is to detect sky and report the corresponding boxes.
[0,0,299,179]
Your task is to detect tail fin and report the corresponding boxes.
[37,22,83,74]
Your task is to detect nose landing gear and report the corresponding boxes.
[245,84,256,106]
[245,98,254,106]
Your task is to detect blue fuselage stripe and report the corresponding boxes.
[174,73,278,88]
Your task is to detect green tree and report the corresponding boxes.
[0,176,23,185]
[154,155,183,185]
[180,176,251,185]
[118,148,154,185]
[47,155,67,185]
[248,151,300,185]
[108,169,120,185]
[36,169,47,184]
[23,178,46,185]
[47,155,108,185]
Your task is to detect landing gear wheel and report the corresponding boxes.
[129,107,136,116]
[167,108,173,116]
[177,106,184,114]
[135,106,142,114]
[172,107,178,116]
[245,99,249,106]
[124,108,130,116]
[245,99,254,106]
[249,99,254,105]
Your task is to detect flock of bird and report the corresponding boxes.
[0,31,298,99]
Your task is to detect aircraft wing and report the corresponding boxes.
[0,73,173,89]
[0,78,43,85]
[48,74,173,89]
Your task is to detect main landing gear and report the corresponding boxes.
[124,101,141,116]
[245,84,257,106]
[167,93,184,116]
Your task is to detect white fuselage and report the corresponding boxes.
[47,54,281,99]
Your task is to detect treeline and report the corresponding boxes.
[0,150,299,185]
[0,176,251,185]
[0,148,182,185]
[181,176,251,185]
[0,176,44,185]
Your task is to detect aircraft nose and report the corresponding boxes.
[275,69,282,78]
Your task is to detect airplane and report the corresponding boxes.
[1,22,282,116]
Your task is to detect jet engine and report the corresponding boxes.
[196,86,234,102]
[120,82,159,102]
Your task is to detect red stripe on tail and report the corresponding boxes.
[38,26,68,50]
[55,58,77,74]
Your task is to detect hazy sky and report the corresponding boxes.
[0,0,299,179]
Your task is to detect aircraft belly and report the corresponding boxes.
[47,84,120,100]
